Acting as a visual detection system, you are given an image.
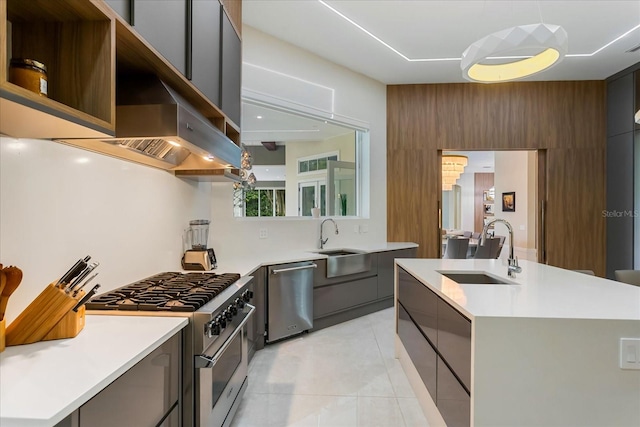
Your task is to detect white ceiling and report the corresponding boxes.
[243,0,640,84]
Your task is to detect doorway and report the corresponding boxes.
[441,150,543,262]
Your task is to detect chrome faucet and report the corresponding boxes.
[481,218,522,278]
[320,218,339,249]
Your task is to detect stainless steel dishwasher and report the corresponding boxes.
[266,261,317,343]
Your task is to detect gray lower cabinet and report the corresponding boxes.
[220,10,241,126]
[191,0,221,106]
[77,330,181,426]
[437,357,470,427]
[133,0,188,76]
[398,266,438,345]
[437,298,471,390]
[398,303,437,401]
[397,266,471,427]
[314,276,378,318]
[377,248,417,298]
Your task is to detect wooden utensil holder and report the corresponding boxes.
[5,283,85,346]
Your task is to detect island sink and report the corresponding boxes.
[437,270,514,285]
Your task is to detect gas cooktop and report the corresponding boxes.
[86,272,241,312]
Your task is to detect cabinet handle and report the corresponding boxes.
[271,264,317,275]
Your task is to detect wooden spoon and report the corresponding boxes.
[0,266,23,320]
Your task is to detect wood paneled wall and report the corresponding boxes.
[387,81,607,275]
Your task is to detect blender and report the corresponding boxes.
[181,219,217,270]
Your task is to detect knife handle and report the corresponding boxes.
[66,262,99,294]
[58,255,91,288]
[73,284,100,312]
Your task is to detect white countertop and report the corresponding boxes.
[0,316,188,427]
[396,258,640,321]
[215,242,418,276]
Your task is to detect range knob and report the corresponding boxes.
[225,309,233,320]
[216,315,226,329]
[229,304,238,316]
[242,290,253,302]
[205,320,221,337]
[235,298,245,309]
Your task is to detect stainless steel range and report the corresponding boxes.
[86,271,254,427]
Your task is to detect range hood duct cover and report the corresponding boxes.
[104,75,241,169]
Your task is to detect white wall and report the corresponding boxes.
[494,151,537,261]
[0,137,212,323]
[208,26,388,260]
[458,173,475,232]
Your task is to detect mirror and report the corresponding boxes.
[234,101,362,218]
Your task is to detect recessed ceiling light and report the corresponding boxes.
[265,168,270,172]
[317,0,640,61]
[256,115,263,119]
[203,155,215,162]
[76,157,90,164]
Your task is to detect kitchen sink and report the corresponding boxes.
[437,271,516,285]
[314,249,372,278]
[316,249,365,256]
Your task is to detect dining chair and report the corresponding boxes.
[614,270,640,287]
[462,231,472,238]
[443,238,470,259]
[471,232,481,240]
[473,237,501,259]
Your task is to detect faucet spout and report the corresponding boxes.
[481,218,522,278]
[320,218,339,249]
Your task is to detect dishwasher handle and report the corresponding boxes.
[271,263,317,275]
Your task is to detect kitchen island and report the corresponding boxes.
[395,258,640,427]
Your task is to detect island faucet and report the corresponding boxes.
[481,218,522,278]
[320,218,339,249]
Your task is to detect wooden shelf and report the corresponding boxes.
[0,0,115,138]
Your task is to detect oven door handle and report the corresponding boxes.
[195,303,255,369]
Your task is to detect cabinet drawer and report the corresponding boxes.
[437,298,471,390]
[437,357,470,427]
[78,332,181,426]
[398,267,438,345]
[398,303,437,401]
[314,276,377,318]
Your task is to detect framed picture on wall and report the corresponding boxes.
[502,192,516,212]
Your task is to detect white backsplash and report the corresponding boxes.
[0,137,212,323]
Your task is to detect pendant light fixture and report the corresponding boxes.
[442,155,468,191]
[461,23,568,83]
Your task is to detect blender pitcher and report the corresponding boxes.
[186,219,210,250]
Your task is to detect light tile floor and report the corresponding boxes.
[230,308,429,427]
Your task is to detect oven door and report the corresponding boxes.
[195,304,255,427]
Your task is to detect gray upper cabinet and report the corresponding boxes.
[134,0,188,76]
[104,0,131,23]
[221,10,241,126]
[607,73,634,137]
[192,0,222,106]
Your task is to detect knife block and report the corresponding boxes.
[0,318,5,353]
[5,283,85,346]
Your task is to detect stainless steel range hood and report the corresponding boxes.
[58,75,241,173]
